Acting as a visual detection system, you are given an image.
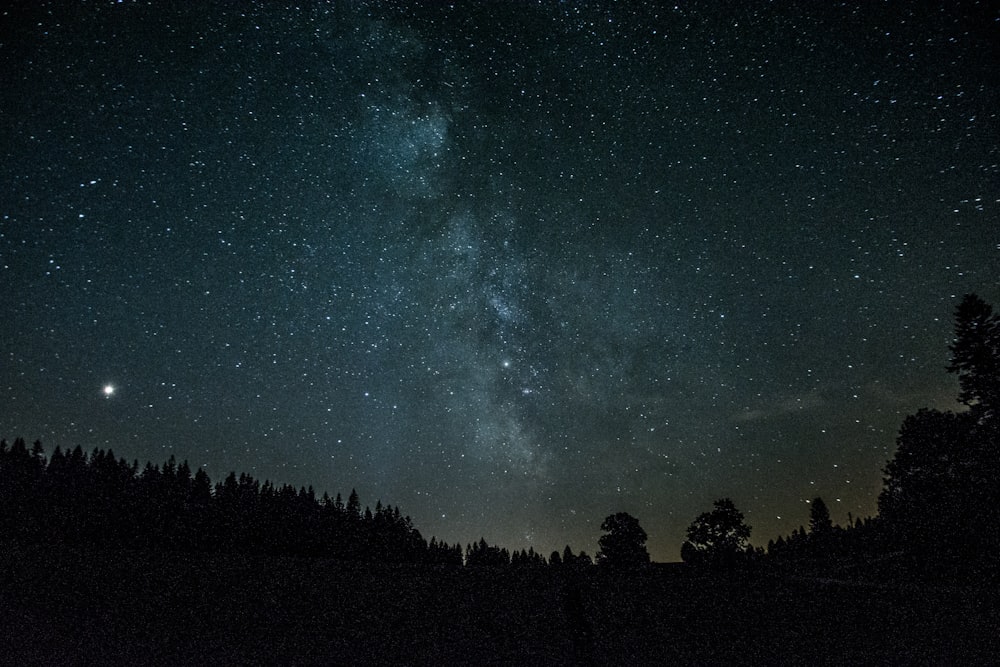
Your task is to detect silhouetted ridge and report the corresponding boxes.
[0,441,463,566]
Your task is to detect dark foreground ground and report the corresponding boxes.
[1,542,997,665]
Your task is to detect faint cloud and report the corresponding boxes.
[861,380,963,413]
[732,389,826,423]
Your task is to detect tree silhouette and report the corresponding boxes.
[878,294,1000,574]
[682,498,751,568]
[465,538,511,567]
[346,488,362,518]
[0,439,456,568]
[948,293,1000,416]
[808,497,832,535]
[511,547,546,568]
[879,409,982,557]
[596,512,650,568]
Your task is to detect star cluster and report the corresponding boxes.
[1,1,997,560]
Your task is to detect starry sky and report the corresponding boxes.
[2,1,998,561]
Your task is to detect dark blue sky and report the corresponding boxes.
[2,1,997,560]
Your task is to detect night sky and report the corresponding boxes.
[2,2,998,561]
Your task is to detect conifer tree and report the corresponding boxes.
[809,497,833,534]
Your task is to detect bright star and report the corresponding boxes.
[103,384,115,397]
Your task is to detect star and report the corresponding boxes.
[0,1,993,563]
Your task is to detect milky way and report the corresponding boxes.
[1,2,997,559]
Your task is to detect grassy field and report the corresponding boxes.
[1,542,996,664]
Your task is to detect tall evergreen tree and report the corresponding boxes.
[809,497,833,534]
[948,293,1000,417]
[346,488,361,518]
[879,294,1000,573]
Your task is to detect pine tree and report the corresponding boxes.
[346,488,361,518]
[809,497,833,534]
[948,293,1000,416]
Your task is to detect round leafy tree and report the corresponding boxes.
[682,498,752,567]
[878,294,1000,564]
[596,512,650,567]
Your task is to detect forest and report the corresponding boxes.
[1,294,998,662]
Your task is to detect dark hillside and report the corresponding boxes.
[2,542,996,665]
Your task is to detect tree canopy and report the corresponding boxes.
[681,498,752,568]
[878,293,1000,573]
[596,512,650,568]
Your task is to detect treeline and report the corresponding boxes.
[765,500,883,571]
[3,294,996,579]
[771,293,998,579]
[682,293,1000,581]
[465,538,594,569]
[0,438,597,569]
[0,439,464,565]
